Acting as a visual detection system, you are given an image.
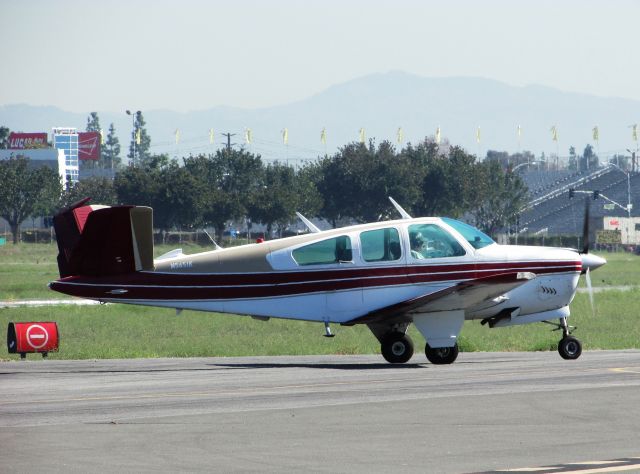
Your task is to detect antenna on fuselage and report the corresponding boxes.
[389,196,412,219]
[201,229,223,250]
[296,212,321,233]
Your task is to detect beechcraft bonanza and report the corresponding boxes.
[50,197,606,364]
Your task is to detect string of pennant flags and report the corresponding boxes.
[161,124,639,146]
[111,124,639,164]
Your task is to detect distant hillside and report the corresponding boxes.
[2,72,638,164]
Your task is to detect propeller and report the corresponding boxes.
[584,267,595,316]
[579,196,605,318]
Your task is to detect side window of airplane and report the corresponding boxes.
[360,228,401,262]
[408,224,466,259]
[292,235,353,266]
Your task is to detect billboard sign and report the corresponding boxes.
[8,132,48,149]
[78,131,101,160]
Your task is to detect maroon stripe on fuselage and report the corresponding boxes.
[51,260,582,301]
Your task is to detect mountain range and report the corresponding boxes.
[2,71,638,164]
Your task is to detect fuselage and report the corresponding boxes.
[49,217,598,325]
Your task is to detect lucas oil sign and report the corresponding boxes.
[8,132,48,149]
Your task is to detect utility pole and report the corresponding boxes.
[221,133,236,152]
[126,109,140,166]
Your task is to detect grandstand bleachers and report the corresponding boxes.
[518,167,639,237]
[519,169,586,200]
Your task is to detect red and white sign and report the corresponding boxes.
[8,132,48,149]
[78,131,101,160]
[7,321,59,355]
[609,219,620,227]
[26,324,49,349]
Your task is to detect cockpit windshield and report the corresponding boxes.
[442,218,495,250]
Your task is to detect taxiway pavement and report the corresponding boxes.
[1,351,639,473]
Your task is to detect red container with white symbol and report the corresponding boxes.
[7,322,59,358]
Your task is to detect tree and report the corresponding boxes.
[184,149,264,241]
[294,163,323,219]
[568,146,577,171]
[103,123,121,170]
[115,155,203,241]
[469,161,528,237]
[0,126,10,149]
[248,162,299,238]
[86,112,101,132]
[485,150,535,170]
[312,140,420,226]
[154,161,204,236]
[60,176,117,208]
[581,144,599,171]
[410,141,479,218]
[485,150,510,168]
[128,111,151,166]
[115,163,159,207]
[0,156,62,243]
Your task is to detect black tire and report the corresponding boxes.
[558,336,582,360]
[381,333,414,364]
[425,343,459,365]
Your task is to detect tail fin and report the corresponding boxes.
[53,198,154,278]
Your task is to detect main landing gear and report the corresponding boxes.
[379,332,459,365]
[381,332,414,363]
[546,317,582,360]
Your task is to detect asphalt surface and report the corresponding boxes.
[1,351,640,473]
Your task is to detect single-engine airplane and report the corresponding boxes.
[49,197,606,364]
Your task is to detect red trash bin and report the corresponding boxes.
[7,322,59,359]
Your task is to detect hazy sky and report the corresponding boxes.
[2,0,638,113]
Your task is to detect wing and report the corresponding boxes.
[347,271,535,326]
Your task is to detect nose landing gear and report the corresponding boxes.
[549,317,582,360]
[558,335,582,360]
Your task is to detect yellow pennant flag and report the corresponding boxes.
[435,127,441,144]
[359,128,366,144]
[476,126,481,144]
[550,125,558,142]
[245,128,252,144]
[396,127,404,144]
[209,128,215,144]
[175,129,180,145]
[135,128,141,145]
[282,128,288,145]
[99,129,104,145]
[320,128,327,145]
[592,126,599,142]
[632,124,638,142]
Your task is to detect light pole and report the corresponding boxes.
[126,110,140,166]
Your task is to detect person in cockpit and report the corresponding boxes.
[410,232,425,259]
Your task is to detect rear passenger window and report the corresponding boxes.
[292,236,352,266]
[360,228,401,262]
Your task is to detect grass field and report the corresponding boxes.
[1,243,638,360]
[0,242,211,300]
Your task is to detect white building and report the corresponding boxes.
[0,148,68,184]
[52,127,80,184]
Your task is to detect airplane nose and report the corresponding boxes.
[581,253,607,273]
